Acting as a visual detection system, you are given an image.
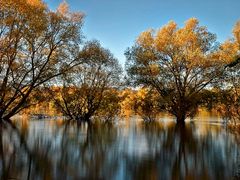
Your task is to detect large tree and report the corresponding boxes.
[0,0,83,121]
[215,20,240,123]
[125,18,231,124]
[50,41,122,123]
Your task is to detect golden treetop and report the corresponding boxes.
[26,0,46,8]
[57,1,84,23]
[135,18,239,67]
[217,20,240,63]
[136,18,215,68]
[57,1,69,15]
[233,20,240,45]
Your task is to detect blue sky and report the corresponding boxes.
[45,0,240,65]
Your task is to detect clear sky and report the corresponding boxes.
[45,0,240,65]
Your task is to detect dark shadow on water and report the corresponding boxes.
[0,119,239,179]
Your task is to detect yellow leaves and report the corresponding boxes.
[186,48,205,66]
[175,29,196,48]
[233,20,240,45]
[57,1,69,16]
[219,40,239,63]
[212,21,240,65]
[149,64,160,76]
[134,18,228,67]
[26,0,46,9]
[159,20,177,36]
[137,88,148,99]
[17,0,46,14]
[1,0,47,35]
[184,18,199,31]
[174,18,200,51]
[56,1,84,23]
[137,30,154,48]
[155,20,177,52]
[154,19,199,53]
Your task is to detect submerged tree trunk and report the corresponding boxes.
[75,113,92,125]
[176,117,186,125]
[176,111,186,125]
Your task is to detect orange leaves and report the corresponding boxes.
[218,40,239,63]
[233,20,240,45]
[26,0,46,8]
[175,22,199,48]
[155,21,177,52]
[186,48,205,66]
[14,0,46,14]
[216,20,240,64]
[1,0,48,35]
[137,30,154,48]
[184,18,199,31]
[137,18,204,59]
[173,18,199,50]
[137,21,178,53]
[57,1,69,16]
[135,18,217,68]
[57,1,84,23]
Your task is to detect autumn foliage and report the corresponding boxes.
[0,0,83,120]
[126,18,239,123]
[0,0,239,125]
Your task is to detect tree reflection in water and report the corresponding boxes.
[0,119,239,179]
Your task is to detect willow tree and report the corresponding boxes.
[125,18,230,124]
[0,0,84,121]
[50,41,122,123]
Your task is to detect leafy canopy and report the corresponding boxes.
[125,18,233,122]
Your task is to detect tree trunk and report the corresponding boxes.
[176,113,186,125]
[75,113,92,124]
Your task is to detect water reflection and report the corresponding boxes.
[0,119,239,179]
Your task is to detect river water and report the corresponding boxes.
[0,117,239,179]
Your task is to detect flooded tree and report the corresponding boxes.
[125,18,233,124]
[132,88,161,122]
[214,21,240,124]
[50,41,122,123]
[0,0,84,121]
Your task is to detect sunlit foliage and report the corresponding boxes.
[0,0,84,120]
[214,20,240,124]
[49,41,122,123]
[125,18,236,123]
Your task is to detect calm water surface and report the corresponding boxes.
[0,117,240,180]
